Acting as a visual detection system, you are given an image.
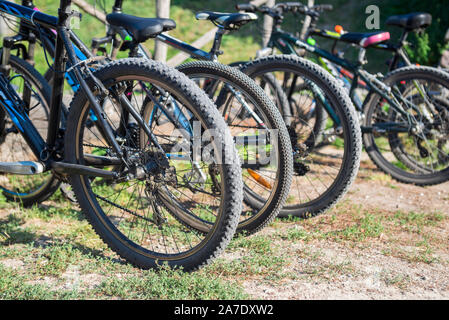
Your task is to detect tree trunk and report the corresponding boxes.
[0,0,15,37]
[298,0,314,40]
[73,0,107,24]
[154,0,170,62]
[261,0,275,47]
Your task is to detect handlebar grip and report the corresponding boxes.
[277,2,303,10]
[284,2,303,7]
[316,4,333,11]
[236,3,256,12]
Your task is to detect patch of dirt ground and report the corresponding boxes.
[243,240,449,299]
[240,156,449,299]
[347,154,449,213]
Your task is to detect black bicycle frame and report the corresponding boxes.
[0,0,124,176]
[266,16,417,132]
[1,0,204,170]
[90,0,225,62]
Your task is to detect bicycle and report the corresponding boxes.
[237,2,449,186]
[297,7,435,113]
[91,0,294,234]
[198,5,362,218]
[0,0,244,271]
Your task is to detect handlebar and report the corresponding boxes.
[236,3,282,19]
[314,4,333,12]
[235,3,256,12]
[236,2,333,19]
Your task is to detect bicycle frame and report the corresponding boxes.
[0,0,150,177]
[3,0,199,163]
[88,0,225,62]
[266,23,419,133]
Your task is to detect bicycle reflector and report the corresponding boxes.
[335,25,344,34]
[307,37,316,46]
[247,169,272,189]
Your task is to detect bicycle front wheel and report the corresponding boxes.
[240,55,362,218]
[64,58,243,271]
[173,61,293,235]
[0,52,60,205]
[363,66,449,185]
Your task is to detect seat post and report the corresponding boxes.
[397,29,410,49]
[113,0,123,13]
[388,29,410,70]
[209,28,225,60]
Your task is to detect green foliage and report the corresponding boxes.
[34,243,84,277]
[381,0,449,66]
[405,32,431,65]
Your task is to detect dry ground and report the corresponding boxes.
[0,153,448,300]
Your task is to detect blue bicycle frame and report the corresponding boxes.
[0,0,168,178]
[0,0,70,160]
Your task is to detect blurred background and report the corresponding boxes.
[1,0,448,74]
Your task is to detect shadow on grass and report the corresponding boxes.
[0,214,37,245]
[69,242,127,266]
[0,210,126,267]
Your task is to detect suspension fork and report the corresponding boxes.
[319,57,364,112]
[54,16,124,163]
[359,70,413,121]
[391,84,431,124]
[211,79,267,129]
[1,35,32,110]
[395,49,438,119]
[288,72,341,126]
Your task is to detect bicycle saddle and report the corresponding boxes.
[106,13,176,43]
[195,11,258,30]
[385,12,432,30]
[340,31,390,48]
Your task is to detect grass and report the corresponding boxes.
[0,197,249,299]
[207,253,287,280]
[380,271,411,290]
[0,257,248,299]
[0,176,447,298]
[0,187,261,299]
[209,234,288,279]
[0,214,36,245]
[391,211,445,229]
[0,264,83,299]
[275,203,386,244]
[274,201,448,262]
[94,266,248,300]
